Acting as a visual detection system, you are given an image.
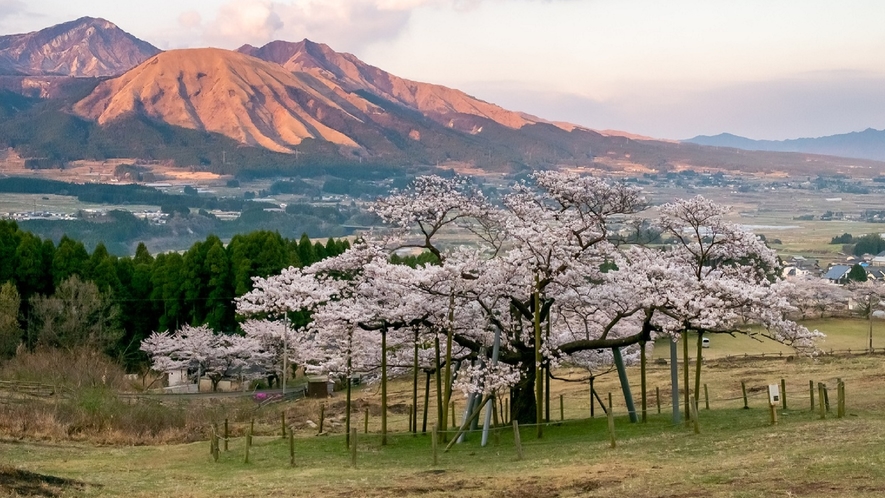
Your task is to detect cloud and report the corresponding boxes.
[0,0,25,21]
[460,72,885,141]
[197,0,562,50]
[177,10,202,30]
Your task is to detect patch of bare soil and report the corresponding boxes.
[0,466,93,497]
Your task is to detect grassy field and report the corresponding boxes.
[655,318,885,359]
[3,318,885,497]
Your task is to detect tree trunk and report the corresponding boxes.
[510,371,537,424]
[381,328,388,446]
[412,329,419,434]
[683,331,690,423]
[533,276,543,438]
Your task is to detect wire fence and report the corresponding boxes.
[202,371,850,468]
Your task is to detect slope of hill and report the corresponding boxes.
[73,48,371,153]
[237,39,561,134]
[0,17,160,77]
[685,129,885,163]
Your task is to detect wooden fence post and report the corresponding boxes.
[409,405,414,433]
[809,380,815,412]
[364,408,369,434]
[319,404,325,434]
[823,385,830,412]
[244,423,252,464]
[780,378,787,410]
[211,424,219,462]
[512,420,523,460]
[741,381,748,409]
[224,418,229,452]
[703,384,710,410]
[656,387,661,414]
[839,381,846,417]
[281,412,287,438]
[289,430,295,467]
[690,400,700,434]
[818,383,826,420]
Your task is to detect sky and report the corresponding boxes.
[1,0,884,141]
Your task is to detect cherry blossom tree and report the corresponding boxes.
[141,324,270,391]
[235,172,820,436]
[848,280,885,351]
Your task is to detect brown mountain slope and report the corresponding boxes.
[237,39,564,134]
[65,36,885,177]
[73,48,371,153]
[0,17,159,77]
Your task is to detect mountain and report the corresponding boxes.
[0,17,160,77]
[74,48,370,153]
[685,129,885,163]
[236,39,561,135]
[3,18,885,178]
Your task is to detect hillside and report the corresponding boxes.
[685,128,885,163]
[237,39,559,134]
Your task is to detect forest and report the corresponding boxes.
[0,219,350,370]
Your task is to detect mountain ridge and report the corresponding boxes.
[685,128,885,162]
[0,16,160,77]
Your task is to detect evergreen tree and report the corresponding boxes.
[848,263,868,282]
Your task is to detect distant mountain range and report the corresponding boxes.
[685,128,885,163]
[1,17,883,178]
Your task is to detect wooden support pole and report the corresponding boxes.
[350,428,357,468]
[319,404,325,434]
[703,384,710,410]
[656,387,661,414]
[409,405,414,433]
[607,392,616,448]
[780,378,787,410]
[451,401,456,428]
[512,420,523,460]
[431,424,438,466]
[281,412,286,438]
[690,400,700,434]
[590,378,595,418]
[823,385,830,412]
[818,383,826,419]
[364,407,369,434]
[741,381,749,409]
[444,394,491,452]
